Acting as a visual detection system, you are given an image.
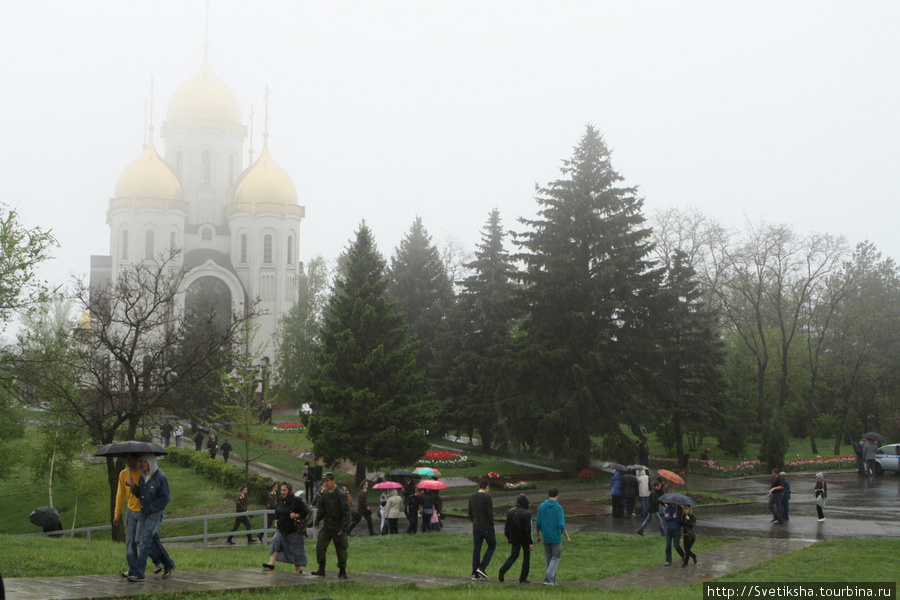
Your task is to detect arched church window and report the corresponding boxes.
[145,230,155,259]
[175,151,183,179]
[121,230,129,260]
[170,231,177,251]
[264,235,273,264]
[241,234,248,264]
[201,227,212,241]
[200,151,211,185]
[287,235,294,265]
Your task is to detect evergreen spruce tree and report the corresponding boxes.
[433,209,518,451]
[643,251,727,466]
[508,125,657,470]
[308,223,433,485]
[388,217,453,372]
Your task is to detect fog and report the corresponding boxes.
[1,1,898,303]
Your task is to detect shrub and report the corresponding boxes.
[758,410,789,471]
[164,446,274,502]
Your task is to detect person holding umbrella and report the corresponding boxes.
[114,453,161,578]
[680,505,697,567]
[863,437,878,477]
[662,499,685,566]
[128,454,175,582]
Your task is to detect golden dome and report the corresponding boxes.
[114,140,182,200]
[233,138,298,206]
[165,51,243,131]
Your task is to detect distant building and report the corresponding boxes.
[90,47,305,363]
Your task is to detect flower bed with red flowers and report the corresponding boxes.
[273,422,304,431]
[649,454,856,478]
[417,449,468,468]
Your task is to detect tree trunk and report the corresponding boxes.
[805,375,819,454]
[355,463,368,488]
[833,401,850,456]
[479,425,493,453]
[673,412,686,468]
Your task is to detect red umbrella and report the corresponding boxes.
[372,481,403,489]
[416,479,448,490]
[657,469,685,485]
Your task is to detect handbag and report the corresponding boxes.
[815,494,826,508]
[430,510,440,524]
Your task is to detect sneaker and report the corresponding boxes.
[476,568,489,580]
[471,574,479,580]
[543,581,556,586]
[520,579,530,584]
[127,575,145,582]
[154,564,164,575]
[664,562,672,566]
[818,518,825,522]
[121,572,131,578]
[163,569,174,579]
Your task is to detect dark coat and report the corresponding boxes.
[275,493,309,535]
[316,486,351,533]
[622,473,639,497]
[504,494,533,546]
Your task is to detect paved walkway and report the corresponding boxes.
[3,537,813,599]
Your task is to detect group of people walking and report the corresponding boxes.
[467,478,573,586]
[113,453,175,582]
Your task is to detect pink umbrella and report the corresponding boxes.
[417,479,448,490]
[372,481,403,489]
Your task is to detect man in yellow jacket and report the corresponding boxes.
[113,454,160,578]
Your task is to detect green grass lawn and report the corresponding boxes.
[0,438,259,537]
[2,534,896,600]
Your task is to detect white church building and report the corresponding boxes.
[90,48,305,362]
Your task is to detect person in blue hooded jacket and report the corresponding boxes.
[127,453,175,582]
[610,470,624,518]
[535,488,571,586]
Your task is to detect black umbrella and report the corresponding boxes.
[864,432,885,444]
[29,506,60,528]
[387,468,421,481]
[94,441,167,457]
[628,464,650,473]
[605,463,627,472]
[659,493,695,506]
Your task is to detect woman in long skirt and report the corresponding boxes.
[262,482,309,574]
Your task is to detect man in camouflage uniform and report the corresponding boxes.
[311,472,350,579]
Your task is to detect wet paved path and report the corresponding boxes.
[4,538,811,599]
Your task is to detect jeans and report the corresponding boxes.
[472,527,496,574]
[639,496,649,517]
[134,511,174,578]
[638,510,665,535]
[542,541,562,583]
[125,508,142,573]
[665,529,684,564]
[768,492,784,522]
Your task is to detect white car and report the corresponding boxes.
[875,443,900,475]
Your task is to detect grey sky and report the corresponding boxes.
[1,1,898,304]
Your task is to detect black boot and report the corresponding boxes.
[226,537,234,545]
[338,568,348,579]
[310,564,326,577]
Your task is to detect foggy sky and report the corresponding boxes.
[1,1,898,319]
